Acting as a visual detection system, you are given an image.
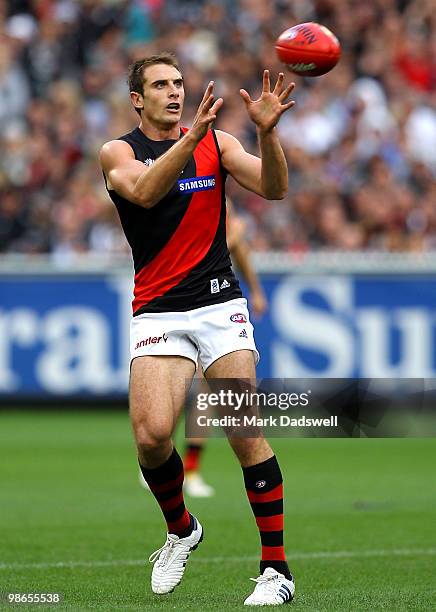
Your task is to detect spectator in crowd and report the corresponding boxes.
[0,0,434,256]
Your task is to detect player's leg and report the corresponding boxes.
[130,355,203,594]
[137,359,214,497]
[183,368,214,496]
[184,436,205,473]
[204,350,295,605]
[183,436,215,497]
[140,436,213,497]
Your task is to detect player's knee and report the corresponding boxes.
[230,436,272,464]
[134,424,172,453]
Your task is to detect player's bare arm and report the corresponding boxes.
[230,239,267,318]
[99,82,223,209]
[216,71,294,200]
[227,213,267,318]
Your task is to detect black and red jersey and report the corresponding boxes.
[105,126,242,315]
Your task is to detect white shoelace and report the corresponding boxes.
[148,534,179,567]
[250,573,281,595]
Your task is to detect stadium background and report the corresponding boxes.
[1,1,435,610]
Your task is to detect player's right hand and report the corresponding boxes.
[190,81,223,142]
[250,289,268,319]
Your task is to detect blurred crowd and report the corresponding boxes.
[0,0,435,259]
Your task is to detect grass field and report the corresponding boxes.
[1,410,435,611]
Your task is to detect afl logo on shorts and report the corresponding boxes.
[256,480,266,488]
[230,313,247,323]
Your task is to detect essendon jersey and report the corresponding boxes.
[105,127,242,315]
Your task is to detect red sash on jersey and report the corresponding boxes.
[132,129,223,313]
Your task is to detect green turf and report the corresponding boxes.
[1,410,435,611]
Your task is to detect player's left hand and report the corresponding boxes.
[240,70,295,133]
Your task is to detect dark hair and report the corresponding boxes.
[128,53,181,115]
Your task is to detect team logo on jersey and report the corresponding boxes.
[210,278,220,294]
[178,175,216,193]
[230,313,247,323]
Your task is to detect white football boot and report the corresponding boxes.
[184,473,215,497]
[244,567,295,606]
[148,516,203,594]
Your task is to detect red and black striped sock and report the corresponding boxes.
[243,455,292,580]
[139,448,193,538]
[183,443,203,473]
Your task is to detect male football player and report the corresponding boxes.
[100,53,295,605]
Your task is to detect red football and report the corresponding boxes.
[275,22,341,77]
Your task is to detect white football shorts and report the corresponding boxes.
[130,298,259,371]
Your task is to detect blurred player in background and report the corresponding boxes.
[183,202,267,497]
[100,53,295,605]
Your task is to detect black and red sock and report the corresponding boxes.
[139,448,193,538]
[243,455,292,580]
[183,443,203,473]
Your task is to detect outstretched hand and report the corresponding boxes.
[240,70,295,132]
[191,81,223,142]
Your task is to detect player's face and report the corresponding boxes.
[139,64,185,126]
